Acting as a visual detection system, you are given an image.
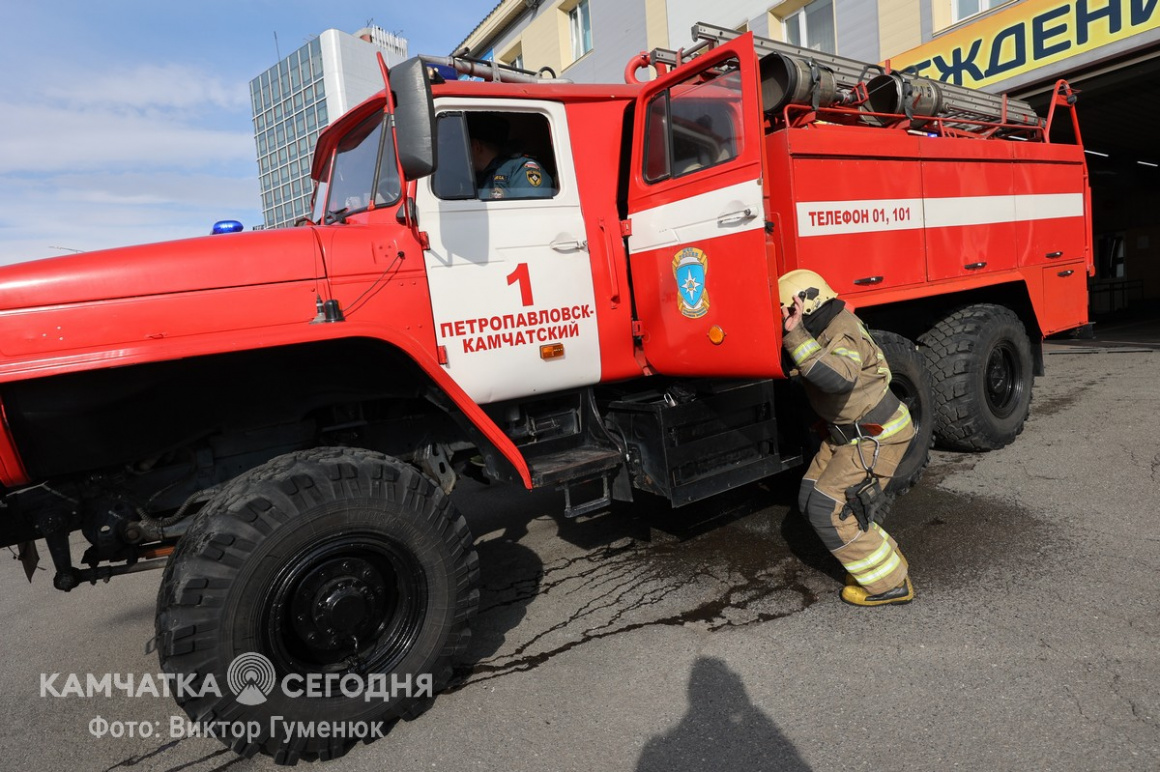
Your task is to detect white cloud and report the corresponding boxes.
[0,59,264,264]
[0,174,262,264]
[0,171,261,265]
[50,170,260,210]
[0,102,255,174]
[43,63,250,112]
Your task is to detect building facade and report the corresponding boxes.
[249,27,408,230]
[457,1,1159,94]
[458,0,1160,308]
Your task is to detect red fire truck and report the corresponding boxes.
[0,24,1088,762]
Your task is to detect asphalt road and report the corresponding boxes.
[0,341,1157,771]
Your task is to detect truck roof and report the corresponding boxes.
[312,76,640,180]
[429,79,641,102]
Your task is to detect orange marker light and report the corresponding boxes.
[708,326,726,345]
[540,343,565,360]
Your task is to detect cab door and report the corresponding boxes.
[419,100,601,405]
[626,34,782,377]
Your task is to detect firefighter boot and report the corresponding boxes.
[841,577,914,607]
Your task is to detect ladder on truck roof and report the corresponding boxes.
[418,54,570,84]
[648,21,1045,139]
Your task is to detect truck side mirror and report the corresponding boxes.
[391,57,438,181]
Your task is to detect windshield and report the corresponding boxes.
[313,113,402,224]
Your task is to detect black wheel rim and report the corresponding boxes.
[261,530,427,677]
[984,341,1024,418]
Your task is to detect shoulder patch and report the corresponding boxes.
[526,168,543,187]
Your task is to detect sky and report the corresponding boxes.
[0,1,483,265]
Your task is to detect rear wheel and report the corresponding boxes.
[919,304,1034,451]
[872,330,933,496]
[155,448,479,764]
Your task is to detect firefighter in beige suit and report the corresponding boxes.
[779,270,915,607]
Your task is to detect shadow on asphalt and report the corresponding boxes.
[636,656,811,772]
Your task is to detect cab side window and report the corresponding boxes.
[433,111,559,201]
[433,113,476,200]
[644,57,743,182]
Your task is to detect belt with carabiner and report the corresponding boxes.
[827,390,902,445]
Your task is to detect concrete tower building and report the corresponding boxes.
[249,27,408,229]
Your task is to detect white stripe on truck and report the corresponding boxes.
[795,193,1084,237]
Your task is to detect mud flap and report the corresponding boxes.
[18,540,39,582]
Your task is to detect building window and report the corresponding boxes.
[784,0,835,54]
[953,0,1001,22]
[500,42,524,73]
[569,0,592,61]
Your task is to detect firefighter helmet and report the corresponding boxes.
[778,269,838,316]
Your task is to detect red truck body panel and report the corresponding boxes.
[0,218,531,487]
[766,123,1090,335]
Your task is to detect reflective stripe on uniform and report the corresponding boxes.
[857,551,902,585]
[850,403,911,445]
[877,403,912,440]
[844,539,892,574]
[791,338,821,365]
[833,347,862,363]
[843,531,902,585]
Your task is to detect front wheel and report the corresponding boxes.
[919,304,1034,451]
[155,448,479,764]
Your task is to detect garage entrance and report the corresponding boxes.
[1021,50,1160,319]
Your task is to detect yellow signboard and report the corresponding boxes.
[887,0,1160,89]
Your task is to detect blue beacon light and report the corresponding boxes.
[211,220,244,235]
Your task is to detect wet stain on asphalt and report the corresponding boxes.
[892,478,1061,588]
[1031,377,1101,418]
[913,452,980,487]
[102,745,238,772]
[452,480,821,688]
[454,461,1063,690]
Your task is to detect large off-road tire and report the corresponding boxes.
[919,304,1034,451]
[155,448,479,764]
[873,330,934,496]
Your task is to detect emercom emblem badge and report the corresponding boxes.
[673,246,710,319]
